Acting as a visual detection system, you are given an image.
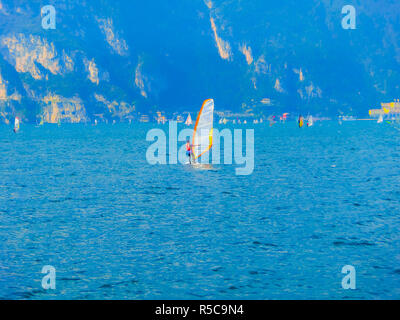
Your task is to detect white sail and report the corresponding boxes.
[267,115,275,126]
[192,99,214,160]
[308,115,313,126]
[185,113,193,125]
[377,114,383,123]
[14,117,20,132]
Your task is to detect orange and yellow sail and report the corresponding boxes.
[192,99,214,160]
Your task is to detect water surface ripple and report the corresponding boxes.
[0,122,399,299]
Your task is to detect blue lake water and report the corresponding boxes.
[0,121,399,299]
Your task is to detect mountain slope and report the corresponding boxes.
[0,0,399,123]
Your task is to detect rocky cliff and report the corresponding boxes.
[0,0,399,123]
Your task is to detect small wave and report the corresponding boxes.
[211,266,223,272]
[143,190,165,195]
[48,197,73,203]
[99,279,138,289]
[165,186,180,190]
[59,277,81,281]
[333,240,375,246]
[252,241,278,248]
[12,288,45,299]
[275,206,290,211]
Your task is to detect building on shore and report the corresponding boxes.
[369,100,400,118]
[139,114,149,122]
[156,111,167,124]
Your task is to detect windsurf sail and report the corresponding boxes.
[185,113,193,125]
[192,99,214,161]
[377,114,383,123]
[298,116,304,128]
[307,115,313,126]
[268,115,276,126]
[14,117,20,132]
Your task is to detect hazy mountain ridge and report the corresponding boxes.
[0,0,399,123]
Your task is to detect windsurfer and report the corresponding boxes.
[186,139,200,164]
[186,139,193,164]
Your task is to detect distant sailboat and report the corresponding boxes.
[377,114,383,123]
[94,119,98,126]
[307,115,313,127]
[13,117,20,133]
[298,115,304,128]
[35,117,44,127]
[268,115,276,126]
[185,113,193,125]
[157,116,166,124]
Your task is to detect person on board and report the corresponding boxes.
[186,138,193,164]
